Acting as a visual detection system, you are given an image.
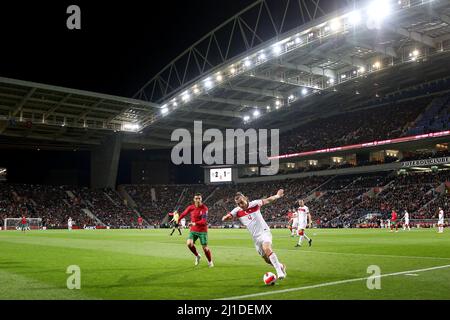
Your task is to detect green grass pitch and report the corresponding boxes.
[0,228,449,300]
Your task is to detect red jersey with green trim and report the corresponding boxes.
[391,211,397,221]
[178,204,208,232]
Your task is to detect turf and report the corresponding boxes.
[0,228,449,300]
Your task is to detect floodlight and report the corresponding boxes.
[273,45,282,55]
[367,0,391,22]
[348,10,361,26]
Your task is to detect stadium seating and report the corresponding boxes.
[1,170,448,229]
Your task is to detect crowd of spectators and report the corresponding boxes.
[1,169,448,230]
[279,96,433,155]
[0,184,93,228]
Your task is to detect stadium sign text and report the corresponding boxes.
[401,157,450,168]
[171,121,279,175]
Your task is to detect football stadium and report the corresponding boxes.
[1,0,450,304]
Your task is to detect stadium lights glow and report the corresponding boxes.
[216,74,223,82]
[123,123,140,131]
[275,100,281,106]
[341,74,346,79]
[328,78,335,84]
[266,105,271,110]
[367,0,391,22]
[181,93,190,102]
[161,106,169,115]
[348,10,361,26]
[258,53,266,61]
[230,67,236,74]
[289,94,295,100]
[193,86,200,94]
[329,19,341,31]
[244,59,252,67]
[243,115,250,122]
[373,61,381,69]
[253,109,260,117]
[358,66,366,73]
[412,49,419,57]
[301,88,308,95]
[295,37,302,44]
[272,45,282,55]
[173,101,178,107]
[204,78,213,89]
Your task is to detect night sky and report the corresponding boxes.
[0,0,256,97]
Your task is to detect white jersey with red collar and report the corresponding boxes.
[297,205,309,224]
[230,199,270,239]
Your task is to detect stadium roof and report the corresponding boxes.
[132,0,450,149]
[0,77,158,149]
[1,0,450,150]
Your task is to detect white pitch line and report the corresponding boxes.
[215,264,450,300]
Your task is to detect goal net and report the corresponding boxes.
[3,218,42,230]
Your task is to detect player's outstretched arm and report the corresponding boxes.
[261,189,284,206]
[222,212,233,222]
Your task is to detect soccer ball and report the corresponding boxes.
[263,272,277,285]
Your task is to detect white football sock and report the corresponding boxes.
[304,234,310,241]
[268,252,283,276]
[298,236,303,245]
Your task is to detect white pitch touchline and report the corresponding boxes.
[215,264,450,300]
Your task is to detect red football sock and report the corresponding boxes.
[203,248,212,262]
[189,245,198,256]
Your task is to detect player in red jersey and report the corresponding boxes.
[21,216,27,232]
[178,193,214,267]
[137,216,143,229]
[390,210,398,232]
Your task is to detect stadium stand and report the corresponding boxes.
[1,169,448,229]
[280,95,436,154]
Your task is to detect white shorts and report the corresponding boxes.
[292,219,299,228]
[404,219,409,225]
[438,220,444,226]
[253,232,272,257]
[297,221,307,230]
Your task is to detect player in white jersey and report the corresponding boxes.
[402,209,411,231]
[295,199,312,247]
[180,218,186,228]
[222,190,287,280]
[290,208,299,237]
[438,207,445,233]
[68,217,73,231]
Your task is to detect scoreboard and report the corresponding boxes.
[209,168,232,183]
